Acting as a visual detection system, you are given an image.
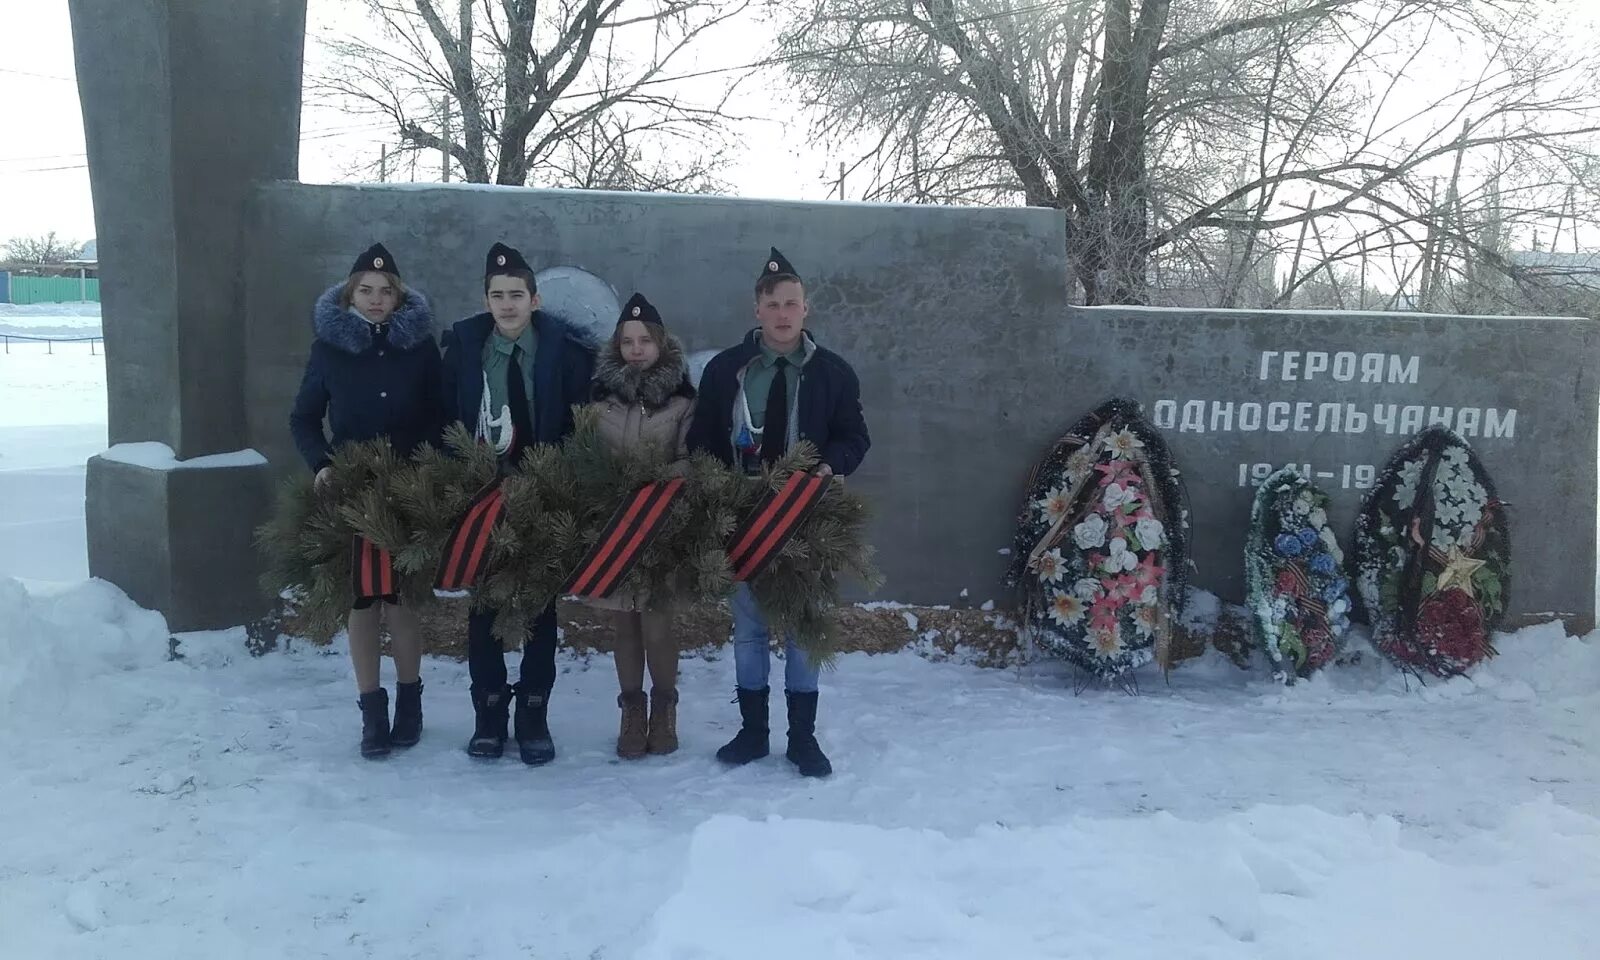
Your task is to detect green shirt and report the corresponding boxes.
[743,335,811,430]
[482,322,538,423]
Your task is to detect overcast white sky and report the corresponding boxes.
[0,0,834,247]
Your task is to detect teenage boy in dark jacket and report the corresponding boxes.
[440,242,594,765]
[686,247,870,778]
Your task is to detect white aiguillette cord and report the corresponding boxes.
[474,371,514,455]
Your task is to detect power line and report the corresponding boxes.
[0,67,74,82]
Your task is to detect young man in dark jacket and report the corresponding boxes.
[685,247,870,778]
[440,242,594,765]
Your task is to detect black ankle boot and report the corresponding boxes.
[390,680,423,748]
[715,686,770,765]
[466,685,510,759]
[513,684,556,766]
[358,688,391,760]
[785,690,831,778]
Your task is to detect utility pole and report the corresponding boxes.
[441,97,452,183]
[379,144,388,183]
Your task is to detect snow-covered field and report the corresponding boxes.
[3,329,1599,958]
[0,300,104,340]
[0,338,105,583]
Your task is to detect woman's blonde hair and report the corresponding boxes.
[339,270,406,310]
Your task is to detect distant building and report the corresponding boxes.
[1507,249,1600,290]
[0,238,100,304]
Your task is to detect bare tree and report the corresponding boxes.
[313,0,750,189]
[776,0,1600,307]
[3,232,81,265]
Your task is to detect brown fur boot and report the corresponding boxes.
[617,691,648,759]
[646,687,679,755]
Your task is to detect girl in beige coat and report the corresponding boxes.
[585,293,697,758]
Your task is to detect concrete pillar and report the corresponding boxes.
[69,0,308,630]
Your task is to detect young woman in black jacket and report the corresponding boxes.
[289,243,442,759]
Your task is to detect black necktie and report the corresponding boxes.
[762,357,789,467]
[506,345,534,461]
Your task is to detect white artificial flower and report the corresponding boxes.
[1074,578,1102,602]
[1065,450,1093,485]
[1102,483,1132,512]
[1139,585,1158,606]
[1073,514,1108,551]
[1047,591,1086,627]
[1035,486,1072,525]
[1393,460,1424,509]
[1107,429,1145,460]
[1293,494,1313,516]
[1309,507,1328,528]
[1135,517,1164,550]
[1033,548,1066,584]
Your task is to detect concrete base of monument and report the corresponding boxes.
[261,591,1587,677]
[262,593,1225,672]
[86,449,275,633]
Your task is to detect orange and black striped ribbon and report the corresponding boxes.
[352,534,396,600]
[563,478,687,600]
[433,481,507,592]
[726,471,831,583]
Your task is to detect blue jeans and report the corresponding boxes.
[731,583,819,693]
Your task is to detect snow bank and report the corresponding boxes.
[0,578,168,716]
[642,800,1600,959]
[98,442,266,470]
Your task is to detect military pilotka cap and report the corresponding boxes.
[760,247,800,283]
[618,292,662,327]
[350,242,399,277]
[485,242,536,290]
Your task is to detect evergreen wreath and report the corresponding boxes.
[1007,398,1191,686]
[1245,469,1351,683]
[254,436,486,643]
[1352,427,1510,677]
[729,441,884,665]
[258,417,881,654]
[475,408,739,641]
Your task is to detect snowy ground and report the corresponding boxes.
[3,323,1600,957]
[0,339,106,583]
[3,582,1599,958]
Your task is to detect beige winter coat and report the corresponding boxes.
[580,334,696,612]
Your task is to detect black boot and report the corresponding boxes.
[466,685,510,759]
[785,691,832,778]
[358,688,391,760]
[513,684,556,766]
[715,686,770,766]
[390,680,423,748]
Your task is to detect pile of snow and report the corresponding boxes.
[0,578,168,717]
[99,442,266,471]
[642,801,1600,959]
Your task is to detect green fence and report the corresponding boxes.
[5,274,100,304]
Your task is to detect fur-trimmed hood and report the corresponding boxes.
[592,333,695,409]
[313,282,435,355]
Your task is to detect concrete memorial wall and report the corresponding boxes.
[71,0,1600,632]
